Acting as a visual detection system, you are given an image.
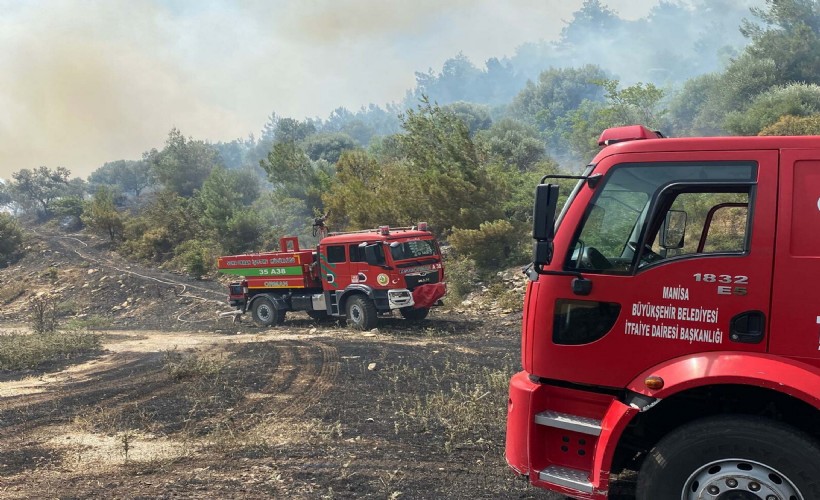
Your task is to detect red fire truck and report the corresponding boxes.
[218,225,446,330]
[506,125,820,499]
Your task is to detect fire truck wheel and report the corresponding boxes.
[636,415,820,500]
[399,307,429,321]
[345,295,377,330]
[251,296,285,327]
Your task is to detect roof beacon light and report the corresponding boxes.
[379,225,390,235]
[417,222,428,231]
[598,125,664,147]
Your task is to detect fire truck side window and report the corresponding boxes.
[326,245,346,263]
[649,190,750,260]
[349,244,365,262]
[566,162,756,274]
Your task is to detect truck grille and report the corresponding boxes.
[405,271,440,289]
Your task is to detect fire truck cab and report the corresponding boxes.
[506,126,820,499]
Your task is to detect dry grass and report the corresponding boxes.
[0,329,101,371]
[0,281,25,305]
[162,349,228,381]
[388,357,514,454]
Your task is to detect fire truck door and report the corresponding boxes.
[533,151,779,388]
[769,150,820,362]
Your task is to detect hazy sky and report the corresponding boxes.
[0,0,663,180]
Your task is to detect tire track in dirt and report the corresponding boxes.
[242,338,339,420]
[0,332,250,436]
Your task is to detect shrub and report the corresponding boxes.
[162,349,227,381]
[0,330,101,370]
[0,213,24,266]
[443,256,478,302]
[171,239,217,278]
[724,83,820,135]
[759,114,820,135]
[121,225,174,261]
[30,296,59,334]
[448,219,528,270]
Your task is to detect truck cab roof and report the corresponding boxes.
[320,228,434,245]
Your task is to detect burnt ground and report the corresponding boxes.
[0,226,561,499]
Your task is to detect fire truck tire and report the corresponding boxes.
[251,296,285,327]
[636,415,820,500]
[399,307,429,321]
[345,295,377,330]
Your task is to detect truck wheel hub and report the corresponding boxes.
[684,459,802,500]
[257,305,272,321]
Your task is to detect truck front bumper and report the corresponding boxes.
[387,289,414,309]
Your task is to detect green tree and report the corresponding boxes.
[396,98,504,232]
[0,181,10,207]
[172,239,214,278]
[0,213,24,266]
[82,187,124,241]
[89,159,154,198]
[665,73,723,136]
[230,167,262,207]
[251,193,312,246]
[195,166,263,251]
[597,79,665,127]
[410,52,483,104]
[197,167,243,232]
[147,128,223,197]
[508,65,608,136]
[260,141,332,213]
[121,191,199,261]
[443,102,493,135]
[322,150,413,230]
[741,0,820,84]
[476,118,547,172]
[52,196,85,219]
[273,117,317,143]
[562,80,666,161]
[303,132,358,163]
[724,83,820,135]
[8,166,72,216]
[222,210,265,254]
[695,55,778,135]
[559,0,621,47]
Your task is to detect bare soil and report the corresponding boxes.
[0,227,559,499]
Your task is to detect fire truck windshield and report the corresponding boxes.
[389,239,437,262]
[565,162,756,273]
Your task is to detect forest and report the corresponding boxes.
[1,0,819,297]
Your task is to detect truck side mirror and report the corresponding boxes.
[533,184,559,265]
[660,210,687,250]
[364,244,385,266]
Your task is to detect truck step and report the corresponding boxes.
[538,465,594,493]
[534,410,602,436]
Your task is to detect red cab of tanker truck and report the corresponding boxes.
[506,125,820,499]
